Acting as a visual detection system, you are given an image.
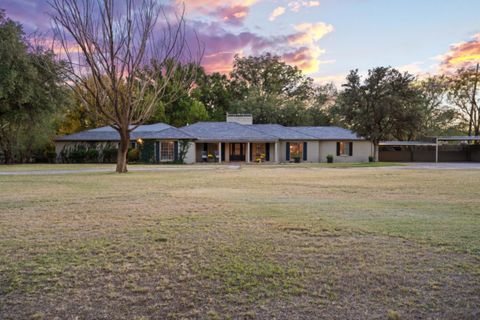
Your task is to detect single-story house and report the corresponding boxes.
[178,120,374,163]
[54,114,375,164]
[55,123,195,163]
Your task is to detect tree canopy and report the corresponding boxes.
[0,10,66,163]
[334,67,425,157]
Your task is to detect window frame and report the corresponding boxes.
[338,141,351,156]
[160,141,175,162]
[289,142,304,161]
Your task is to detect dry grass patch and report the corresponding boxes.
[0,167,479,319]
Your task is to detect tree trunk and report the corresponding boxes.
[3,148,13,164]
[373,141,379,161]
[116,128,130,173]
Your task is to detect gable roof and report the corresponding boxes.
[180,122,278,142]
[251,124,318,140]
[55,123,194,141]
[291,126,364,140]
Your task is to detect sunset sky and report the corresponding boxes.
[2,0,480,85]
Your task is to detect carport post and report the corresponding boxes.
[435,138,439,163]
[246,142,250,163]
[218,142,222,163]
[275,142,280,163]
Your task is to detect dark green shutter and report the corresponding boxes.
[286,142,290,161]
[221,143,225,161]
[203,143,208,152]
[336,142,340,156]
[303,142,307,161]
[155,141,160,163]
[349,142,353,156]
[265,143,270,161]
[249,144,252,162]
[174,141,179,161]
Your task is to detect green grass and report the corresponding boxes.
[0,166,478,319]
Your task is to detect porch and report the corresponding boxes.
[194,142,279,163]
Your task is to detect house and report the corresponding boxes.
[179,115,374,163]
[54,114,375,164]
[55,123,194,163]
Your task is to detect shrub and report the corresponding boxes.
[69,145,87,163]
[326,154,333,163]
[102,147,118,163]
[128,148,140,162]
[85,149,99,163]
[368,156,375,162]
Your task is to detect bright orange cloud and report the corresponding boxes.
[441,33,480,72]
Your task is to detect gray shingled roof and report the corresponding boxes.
[55,123,194,141]
[291,126,364,140]
[180,122,278,142]
[251,124,318,140]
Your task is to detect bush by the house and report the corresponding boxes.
[369,156,375,162]
[59,143,118,163]
[102,146,118,163]
[327,154,333,163]
[128,148,140,162]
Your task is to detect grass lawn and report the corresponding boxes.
[0,166,479,319]
[0,162,403,172]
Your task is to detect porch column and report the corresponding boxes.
[218,142,222,163]
[275,142,280,163]
[247,142,250,163]
[435,138,439,163]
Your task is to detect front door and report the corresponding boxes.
[229,143,245,161]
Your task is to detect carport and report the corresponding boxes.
[379,136,480,162]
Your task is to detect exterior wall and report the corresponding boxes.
[277,141,319,163]
[319,140,373,163]
[184,142,196,164]
[306,141,320,163]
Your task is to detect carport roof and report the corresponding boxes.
[379,141,437,146]
[436,136,480,141]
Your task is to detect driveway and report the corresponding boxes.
[399,162,480,170]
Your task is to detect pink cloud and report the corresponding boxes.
[211,5,249,26]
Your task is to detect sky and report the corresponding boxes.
[2,0,480,86]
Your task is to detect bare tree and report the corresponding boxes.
[49,0,201,172]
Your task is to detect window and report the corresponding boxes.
[289,143,303,160]
[254,144,265,157]
[130,141,136,149]
[161,141,174,161]
[338,142,351,156]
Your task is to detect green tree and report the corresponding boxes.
[192,70,232,121]
[229,53,314,125]
[334,67,425,159]
[0,10,66,163]
[147,61,205,127]
[416,75,459,136]
[447,64,480,136]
